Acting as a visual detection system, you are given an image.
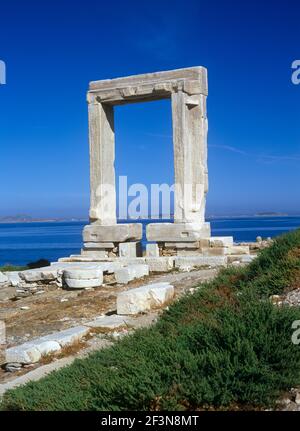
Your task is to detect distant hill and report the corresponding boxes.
[0,215,34,222]
[254,212,289,217]
[0,215,85,223]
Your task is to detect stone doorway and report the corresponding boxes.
[83,67,211,258]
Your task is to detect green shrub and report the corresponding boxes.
[0,265,27,272]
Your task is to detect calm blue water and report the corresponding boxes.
[0,216,299,266]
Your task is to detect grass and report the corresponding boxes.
[1,229,300,411]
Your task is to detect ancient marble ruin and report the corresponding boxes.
[82,66,212,259]
[0,67,260,374]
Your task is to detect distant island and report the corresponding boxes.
[0,212,296,224]
[0,215,86,223]
[254,212,289,217]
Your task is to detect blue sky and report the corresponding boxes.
[0,0,299,218]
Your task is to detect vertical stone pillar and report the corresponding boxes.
[171,89,208,225]
[88,99,116,225]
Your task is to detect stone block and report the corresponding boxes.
[146,222,211,242]
[6,344,41,364]
[209,236,234,247]
[4,271,21,287]
[84,242,115,250]
[201,247,227,256]
[5,326,90,364]
[118,257,146,265]
[81,249,109,258]
[63,268,103,280]
[117,282,175,315]
[0,272,8,284]
[85,315,128,330]
[41,326,89,347]
[19,268,58,283]
[176,250,202,256]
[174,256,227,271]
[164,241,201,249]
[225,245,250,255]
[51,262,114,273]
[114,264,149,284]
[0,321,5,346]
[119,242,142,258]
[34,341,61,356]
[64,278,103,289]
[63,267,103,289]
[146,243,160,257]
[145,257,174,272]
[0,285,16,301]
[83,223,142,242]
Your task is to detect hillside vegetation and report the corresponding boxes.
[2,230,300,411]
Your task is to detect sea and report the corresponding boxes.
[0,216,299,266]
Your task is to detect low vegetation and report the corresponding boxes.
[0,259,50,272]
[2,230,300,411]
[0,265,28,272]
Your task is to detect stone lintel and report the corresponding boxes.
[146,222,211,242]
[83,223,143,243]
[88,67,207,105]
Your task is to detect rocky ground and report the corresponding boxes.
[0,268,217,385]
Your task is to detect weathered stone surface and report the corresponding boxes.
[176,249,202,256]
[118,257,146,265]
[146,222,211,242]
[119,242,142,258]
[63,268,103,280]
[52,262,115,274]
[146,243,160,257]
[114,264,149,284]
[6,344,42,364]
[0,285,16,301]
[202,244,249,256]
[84,242,115,250]
[209,236,234,247]
[145,257,174,272]
[174,256,227,271]
[4,271,21,287]
[201,247,227,256]
[64,278,103,289]
[35,341,61,356]
[19,268,58,283]
[5,326,90,364]
[85,315,128,329]
[117,282,174,315]
[81,249,109,258]
[0,272,8,284]
[225,245,250,255]
[0,321,5,346]
[58,255,112,263]
[164,241,201,249]
[0,320,5,364]
[83,223,142,242]
[41,326,89,347]
[90,66,208,96]
[227,255,257,264]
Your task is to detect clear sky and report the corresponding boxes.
[0,0,299,218]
